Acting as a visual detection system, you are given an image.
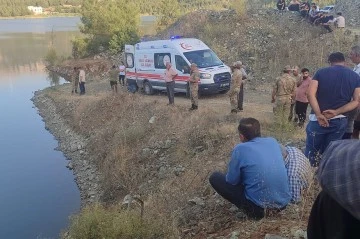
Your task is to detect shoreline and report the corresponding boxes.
[32,88,102,206]
[0,14,80,20]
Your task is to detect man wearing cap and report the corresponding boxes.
[164,62,178,105]
[189,63,200,110]
[307,140,360,238]
[271,66,296,121]
[305,52,360,166]
[289,66,302,122]
[229,61,243,113]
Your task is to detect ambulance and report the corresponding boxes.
[124,37,231,95]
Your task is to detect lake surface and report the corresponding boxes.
[0,17,81,239]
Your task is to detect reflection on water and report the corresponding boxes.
[47,70,61,86]
[0,31,79,74]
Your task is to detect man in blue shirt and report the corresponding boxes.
[305,52,360,166]
[209,118,291,220]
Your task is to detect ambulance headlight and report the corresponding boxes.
[200,73,211,79]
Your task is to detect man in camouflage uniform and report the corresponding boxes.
[272,65,296,121]
[229,61,243,113]
[189,63,200,110]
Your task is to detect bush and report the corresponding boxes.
[65,204,168,239]
[44,47,58,66]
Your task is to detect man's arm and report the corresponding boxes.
[225,149,241,185]
[323,88,360,118]
[271,81,278,103]
[307,79,329,127]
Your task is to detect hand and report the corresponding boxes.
[322,109,338,119]
[317,114,329,127]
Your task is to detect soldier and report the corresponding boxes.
[229,61,243,113]
[71,67,79,94]
[271,66,296,121]
[189,63,200,110]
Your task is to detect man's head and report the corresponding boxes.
[74,67,77,71]
[349,45,360,65]
[328,52,346,66]
[238,118,261,142]
[112,65,116,69]
[190,63,198,72]
[293,66,300,76]
[232,61,242,69]
[166,62,172,70]
[301,68,310,79]
[337,12,342,16]
[283,65,293,74]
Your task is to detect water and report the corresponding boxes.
[0,17,81,239]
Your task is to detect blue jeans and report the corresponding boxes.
[305,118,347,166]
[79,82,86,95]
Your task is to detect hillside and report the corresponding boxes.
[39,7,359,239]
[335,0,360,27]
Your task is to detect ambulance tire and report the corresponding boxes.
[143,81,154,95]
[219,89,229,94]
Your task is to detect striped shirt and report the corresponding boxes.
[284,146,312,203]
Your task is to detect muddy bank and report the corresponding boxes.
[32,90,102,206]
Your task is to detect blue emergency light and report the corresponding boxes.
[170,35,182,40]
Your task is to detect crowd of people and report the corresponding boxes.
[276,0,346,33]
[209,45,360,238]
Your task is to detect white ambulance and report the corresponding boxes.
[124,37,231,95]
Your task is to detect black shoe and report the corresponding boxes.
[231,109,238,113]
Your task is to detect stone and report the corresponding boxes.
[188,197,205,206]
[141,148,151,158]
[264,234,287,239]
[229,231,240,239]
[163,139,172,149]
[149,116,156,124]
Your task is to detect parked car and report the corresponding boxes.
[319,5,335,13]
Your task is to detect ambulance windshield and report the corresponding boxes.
[183,49,223,68]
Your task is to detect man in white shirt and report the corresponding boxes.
[164,62,178,105]
[334,12,345,28]
[350,45,360,139]
[119,62,126,86]
[79,67,86,95]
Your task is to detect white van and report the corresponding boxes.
[125,37,231,95]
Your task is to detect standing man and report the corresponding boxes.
[305,52,360,166]
[272,66,296,121]
[350,45,360,139]
[209,118,291,220]
[229,61,243,114]
[164,62,178,105]
[238,65,247,111]
[189,63,200,110]
[109,65,119,93]
[71,67,79,94]
[78,66,86,95]
[295,68,311,127]
[119,62,126,86]
[289,66,302,122]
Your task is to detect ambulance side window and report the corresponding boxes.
[154,53,171,69]
[175,55,189,74]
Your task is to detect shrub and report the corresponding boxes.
[44,47,58,66]
[65,204,168,239]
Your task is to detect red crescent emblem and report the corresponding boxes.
[180,43,192,50]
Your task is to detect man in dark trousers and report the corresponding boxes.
[307,140,360,239]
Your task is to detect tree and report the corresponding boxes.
[79,0,140,55]
[156,0,180,30]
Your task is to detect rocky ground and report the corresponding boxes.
[35,6,359,239]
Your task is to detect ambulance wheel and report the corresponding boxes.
[219,89,229,94]
[143,81,154,95]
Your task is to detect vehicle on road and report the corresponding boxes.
[125,37,231,95]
